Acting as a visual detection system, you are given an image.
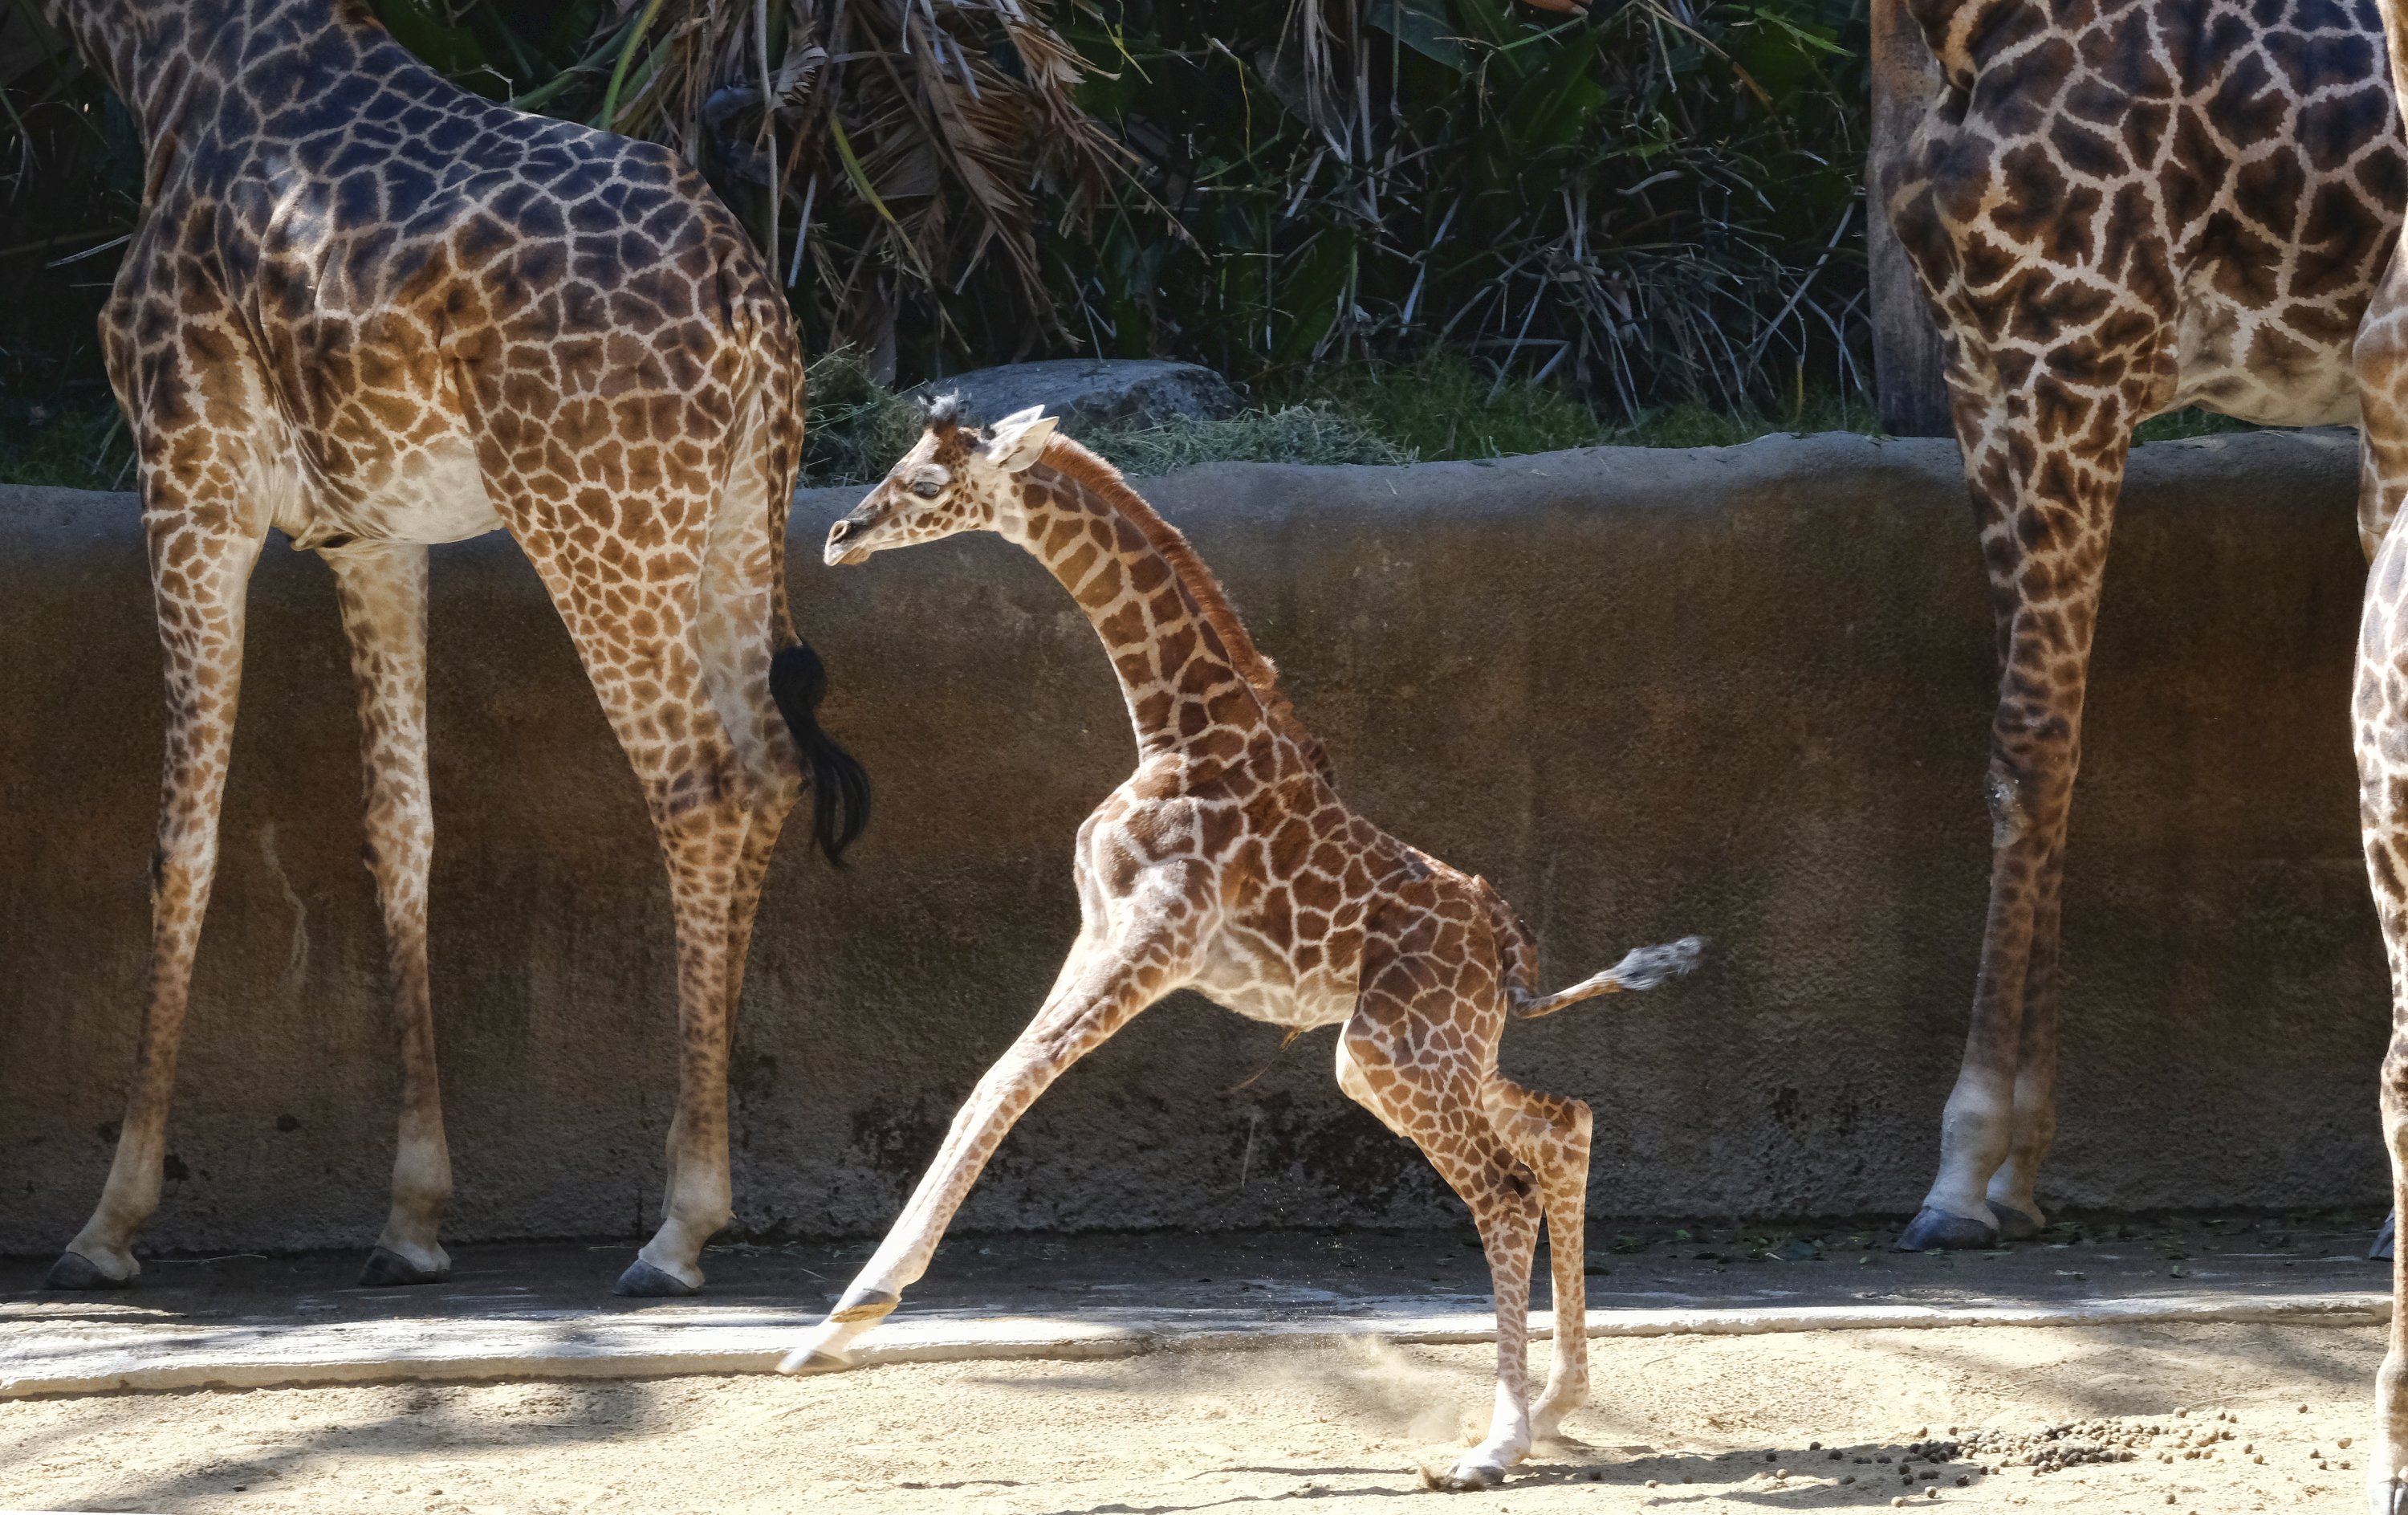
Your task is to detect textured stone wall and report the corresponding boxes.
[0,428,2384,1256]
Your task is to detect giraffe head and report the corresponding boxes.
[825,396,1061,566]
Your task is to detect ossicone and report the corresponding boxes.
[923,391,970,435]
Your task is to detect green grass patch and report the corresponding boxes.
[2133,407,2260,443]
[0,399,135,491]
[1084,403,1417,473]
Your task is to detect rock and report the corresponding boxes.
[905,358,1241,436]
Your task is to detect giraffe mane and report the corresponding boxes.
[1031,438,1336,784]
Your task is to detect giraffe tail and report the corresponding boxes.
[771,641,872,865]
[1509,935,1703,1020]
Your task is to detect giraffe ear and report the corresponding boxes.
[984,406,1060,472]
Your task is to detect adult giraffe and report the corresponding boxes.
[1873,0,2406,1251]
[31,0,868,1297]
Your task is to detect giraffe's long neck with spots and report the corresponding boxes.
[52,0,369,152]
[1007,458,1278,768]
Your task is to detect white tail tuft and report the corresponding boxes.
[1601,935,1705,991]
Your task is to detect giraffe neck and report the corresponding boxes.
[1006,453,1282,769]
[51,0,376,155]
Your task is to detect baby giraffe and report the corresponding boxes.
[791,398,1699,1489]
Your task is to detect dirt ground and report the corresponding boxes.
[0,1321,2384,1514]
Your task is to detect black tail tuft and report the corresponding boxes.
[1607,935,1705,991]
[771,641,871,865]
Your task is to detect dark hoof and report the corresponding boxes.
[829,1285,900,1323]
[357,1246,449,1288]
[613,1259,698,1297]
[2375,1212,2397,1262]
[43,1250,130,1290]
[1991,1202,2044,1242]
[1895,1207,1999,1252]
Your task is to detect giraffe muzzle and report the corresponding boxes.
[824,516,876,568]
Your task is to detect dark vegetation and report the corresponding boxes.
[0,0,2251,486]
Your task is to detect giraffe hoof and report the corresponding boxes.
[1422,1457,1508,1492]
[779,1348,855,1375]
[829,1285,899,1323]
[1894,1207,1997,1252]
[2373,1212,2397,1262]
[43,1250,132,1290]
[1991,1202,2044,1242]
[358,1246,449,1288]
[612,1259,700,1297]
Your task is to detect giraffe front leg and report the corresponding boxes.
[327,545,453,1288]
[2356,347,2408,1513]
[1901,364,2130,1252]
[783,887,1196,1370]
[2374,1032,2408,1515]
[51,510,265,1289]
[2357,299,2408,1268]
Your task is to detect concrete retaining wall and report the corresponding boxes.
[0,429,2386,1256]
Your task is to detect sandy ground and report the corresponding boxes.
[0,1320,2383,1514]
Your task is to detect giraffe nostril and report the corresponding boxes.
[831,520,852,540]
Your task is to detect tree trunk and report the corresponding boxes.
[1867,0,1952,438]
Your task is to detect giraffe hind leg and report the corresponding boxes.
[1336,951,1540,1489]
[1485,1077,1592,1437]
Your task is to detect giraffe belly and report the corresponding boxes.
[2164,294,2365,429]
[1191,936,1357,1029]
[280,433,502,550]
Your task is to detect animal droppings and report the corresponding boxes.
[2343,1439,2356,1449]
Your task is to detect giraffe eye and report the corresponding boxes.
[911,477,944,499]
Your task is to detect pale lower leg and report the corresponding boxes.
[2373,1061,2408,1515]
[783,935,1179,1370]
[53,526,258,1288]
